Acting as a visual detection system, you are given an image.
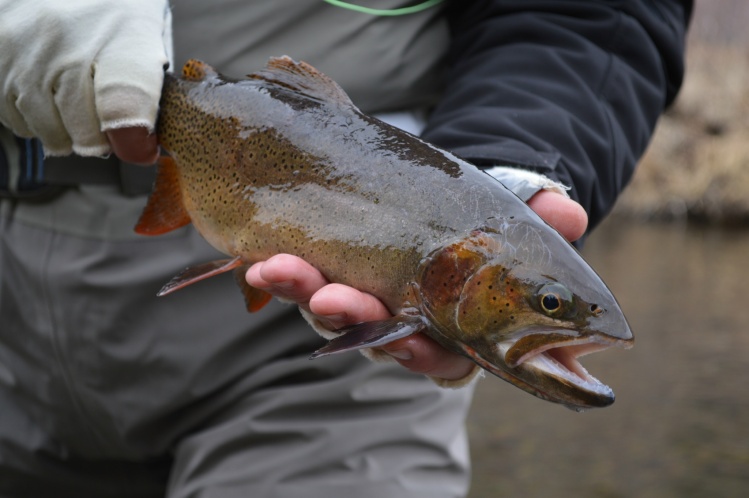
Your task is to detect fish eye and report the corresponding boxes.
[541,293,561,312]
[538,283,572,315]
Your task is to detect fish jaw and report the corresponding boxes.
[461,330,633,410]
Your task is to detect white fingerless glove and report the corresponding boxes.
[484,166,570,201]
[0,0,173,157]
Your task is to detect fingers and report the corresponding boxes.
[246,254,329,310]
[380,335,477,381]
[527,190,588,242]
[9,80,73,155]
[246,254,390,328]
[308,283,391,329]
[106,127,159,164]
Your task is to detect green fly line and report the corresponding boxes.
[323,0,445,17]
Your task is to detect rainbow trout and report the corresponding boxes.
[136,57,633,410]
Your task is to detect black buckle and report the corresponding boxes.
[0,137,63,199]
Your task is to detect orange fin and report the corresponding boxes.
[135,156,191,236]
[158,256,244,296]
[182,59,219,81]
[248,56,355,108]
[233,268,273,313]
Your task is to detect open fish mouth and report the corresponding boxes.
[498,338,619,400]
[461,332,631,410]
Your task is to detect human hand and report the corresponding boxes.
[0,0,171,163]
[247,190,588,382]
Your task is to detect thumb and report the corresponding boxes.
[527,190,588,242]
[106,127,159,165]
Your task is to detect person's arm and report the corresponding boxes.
[422,0,692,232]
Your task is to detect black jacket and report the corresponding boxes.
[422,0,692,232]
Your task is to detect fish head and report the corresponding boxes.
[417,223,633,410]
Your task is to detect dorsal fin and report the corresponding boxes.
[248,56,355,108]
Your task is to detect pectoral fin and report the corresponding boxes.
[135,156,191,235]
[158,256,244,296]
[310,312,427,359]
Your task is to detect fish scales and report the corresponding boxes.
[138,57,634,410]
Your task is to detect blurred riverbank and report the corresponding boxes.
[468,2,749,495]
[614,0,749,223]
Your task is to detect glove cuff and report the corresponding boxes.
[484,165,570,201]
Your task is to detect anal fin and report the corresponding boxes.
[310,312,426,359]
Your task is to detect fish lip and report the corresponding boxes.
[463,329,631,409]
[508,330,630,407]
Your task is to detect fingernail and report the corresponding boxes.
[273,281,295,289]
[322,313,347,323]
[387,349,413,361]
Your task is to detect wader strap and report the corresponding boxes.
[43,155,156,196]
[0,135,155,198]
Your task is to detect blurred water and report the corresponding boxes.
[467,218,749,497]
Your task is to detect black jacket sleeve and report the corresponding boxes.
[422,0,692,231]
